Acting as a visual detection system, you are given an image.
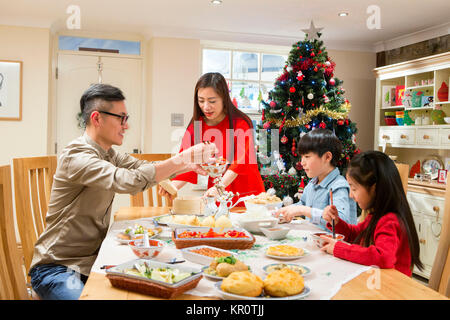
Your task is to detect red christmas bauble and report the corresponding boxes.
[345,119,349,125]
[289,87,296,93]
[287,99,293,107]
[281,135,288,144]
[319,122,326,129]
[310,52,315,57]
[314,67,318,72]
[329,78,336,86]
[269,101,277,108]
[337,119,344,126]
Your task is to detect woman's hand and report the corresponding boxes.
[204,186,219,198]
[322,205,340,225]
[320,235,338,255]
[272,205,303,223]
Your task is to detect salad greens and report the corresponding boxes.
[215,255,236,265]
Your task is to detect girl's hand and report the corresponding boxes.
[273,205,302,223]
[322,205,340,225]
[320,235,338,255]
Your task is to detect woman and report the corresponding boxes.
[160,72,265,205]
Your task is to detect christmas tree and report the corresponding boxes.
[256,21,360,205]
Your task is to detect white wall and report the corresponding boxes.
[0,25,51,166]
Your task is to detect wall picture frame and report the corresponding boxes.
[0,60,22,121]
[437,169,447,184]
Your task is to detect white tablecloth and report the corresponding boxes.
[91,215,370,300]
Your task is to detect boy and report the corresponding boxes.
[274,128,357,230]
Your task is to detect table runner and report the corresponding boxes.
[90,216,371,300]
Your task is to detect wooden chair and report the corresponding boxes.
[429,180,450,297]
[129,153,173,207]
[0,165,29,300]
[395,162,410,194]
[13,156,57,276]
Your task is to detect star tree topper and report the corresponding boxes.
[301,20,323,40]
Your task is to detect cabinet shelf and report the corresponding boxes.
[406,84,434,90]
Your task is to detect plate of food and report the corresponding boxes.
[181,245,236,265]
[214,269,311,300]
[156,214,233,230]
[265,245,309,260]
[262,263,311,277]
[201,255,250,281]
[115,223,162,245]
[244,192,283,211]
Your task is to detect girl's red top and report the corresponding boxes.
[327,212,413,277]
[173,115,265,204]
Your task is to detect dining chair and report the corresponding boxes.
[129,153,174,207]
[13,156,57,276]
[428,180,450,297]
[0,165,29,300]
[395,162,410,195]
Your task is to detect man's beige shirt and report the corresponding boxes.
[30,133,157,276]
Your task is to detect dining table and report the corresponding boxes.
[79,206,448,300]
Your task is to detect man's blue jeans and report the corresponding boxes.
[29,264,88,300]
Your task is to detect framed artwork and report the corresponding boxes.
[0,60,22,121]
[437,169,447,184]
[382,85,396,108]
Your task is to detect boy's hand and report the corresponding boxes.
[273,205,303,223]
[322,205,340,225]
[320,235,337,255]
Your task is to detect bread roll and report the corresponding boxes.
[220,271,263,297]
[215,215,232,228]
[263,268,304,297]
[201,216,215,228]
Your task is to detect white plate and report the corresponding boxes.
[114,229,161,245]
[201,266,226,281]
[262,263,311,277]
[265,248,310,260]
[214,282,311,300]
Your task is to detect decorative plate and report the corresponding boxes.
[422,156,443,180]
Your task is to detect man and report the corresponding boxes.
[29,84,217,300]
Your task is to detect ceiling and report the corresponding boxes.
[0,0,449,51]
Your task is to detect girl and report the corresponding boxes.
[160,72,265,204]
[320,150,423,276]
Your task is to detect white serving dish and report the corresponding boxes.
[105,259,202,288]
[244,200,283,212]
[180,245,235,265]
[444,117,450,124]
[311,232,345,248]
[214,282,311,300]
[237,217,279,234]
[260,226,290,240]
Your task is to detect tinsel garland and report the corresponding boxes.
[265,102,351,128]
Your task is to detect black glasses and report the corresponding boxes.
[99,110,129,125]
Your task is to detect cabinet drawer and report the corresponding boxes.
[378,128,396,145]
[394,128,415,145]
[416,128,438,145]
[439,128,450,146]
[407,191,444,219]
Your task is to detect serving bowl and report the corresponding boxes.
[260,226,290,240]
[311,232,345,248]
[128,239,165,259]
[244,200,283,212]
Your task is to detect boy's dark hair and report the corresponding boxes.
[297,128,342,167]
[347,150,423,271]
[79,83,125,127]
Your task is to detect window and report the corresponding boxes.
[202,48,287,114]
[58,36,141,55]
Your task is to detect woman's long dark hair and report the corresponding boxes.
[188,72,254,163]
[347,151,423,271]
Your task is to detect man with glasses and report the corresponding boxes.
[29,83,218,300]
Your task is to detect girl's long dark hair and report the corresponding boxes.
[188,72,254,163]
[347,151,423,271]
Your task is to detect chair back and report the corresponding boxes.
[13,156,57,274]
[0,165,29,299]
[395,162,409,193]
[129,154,173,207]
[429,181,450,297]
